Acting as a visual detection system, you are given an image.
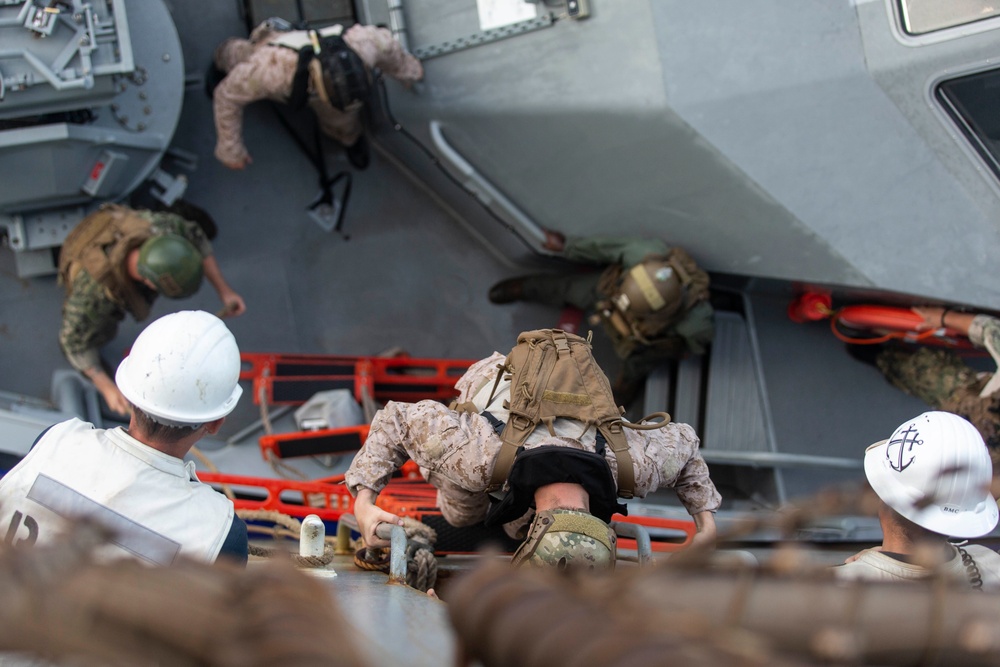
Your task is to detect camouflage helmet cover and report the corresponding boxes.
[511,509,616,571]
[136,234,204,299]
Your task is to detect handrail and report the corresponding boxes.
[610,521,653,566]
[429,120,549,249]
[336,515,409,582]
[375,522,409,582]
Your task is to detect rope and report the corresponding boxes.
[258,381,275,436]
[189,445,236,500]
[829,311,942,346]
[353,546,390,571]
[237,508,337,568]
[352,517,439,592]
[255,384,327,508]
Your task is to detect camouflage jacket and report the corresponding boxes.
[876,315,1000,451]
[968,315,1000,397]
[345,353,722,522]
[212,23,423,166]
[59,212,212,373]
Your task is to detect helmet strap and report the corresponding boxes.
[510,510,556,567]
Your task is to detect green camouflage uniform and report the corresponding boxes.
[59,212,212,373]
[513,237,714,403]
[876,315,1000,450]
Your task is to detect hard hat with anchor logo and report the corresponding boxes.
[864,411,998,538]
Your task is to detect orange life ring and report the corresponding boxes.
[831,305,972,348]
[835,305,926,331]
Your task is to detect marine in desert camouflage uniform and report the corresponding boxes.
[875,308,1000,454]
[345,352,721,557]
[60,207,245,415]
[212,20,423,170]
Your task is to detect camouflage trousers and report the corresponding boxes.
[877,347,1000,451]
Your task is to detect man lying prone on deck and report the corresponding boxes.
[345,329,721,570]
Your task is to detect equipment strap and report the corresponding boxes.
[483,410,608,455]
[549,511,614,553]
[482,410,505,437]
[489,439,522,493]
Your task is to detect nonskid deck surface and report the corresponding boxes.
[248,554,459,667]
[0,0,974,552]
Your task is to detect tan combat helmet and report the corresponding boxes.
[612,258,686,324]
[511,509,617,571]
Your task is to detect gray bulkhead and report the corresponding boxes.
[371,0,1000,309]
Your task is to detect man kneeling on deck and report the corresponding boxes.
[835,411,1000,588]
[0,311,248,566]
[345,329,721,570]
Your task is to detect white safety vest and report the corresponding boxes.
[834,545,1000,591]
[0,419,234,565]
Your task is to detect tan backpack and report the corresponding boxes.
[484,329,671,499]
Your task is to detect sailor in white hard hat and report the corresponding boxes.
[835,411,1000,589]
[0,311,248,566]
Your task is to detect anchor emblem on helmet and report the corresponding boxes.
[886,424,923,472]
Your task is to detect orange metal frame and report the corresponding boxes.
[240,352,475,406]
[258,425,370,461]
[199,471,356,523]
[200,468,695,554]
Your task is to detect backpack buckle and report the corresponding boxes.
[510,414,532,432]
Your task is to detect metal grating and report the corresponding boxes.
[702,312,770,455]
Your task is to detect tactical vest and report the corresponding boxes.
[270,27,372,113]
[483,329,671,500]
[58,204,154,320]
[596,247,710,351]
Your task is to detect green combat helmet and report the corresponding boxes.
[136,235,204,298]
[510,509,617,571]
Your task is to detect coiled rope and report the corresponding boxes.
[353,517,439,592]
[237,509,338,568]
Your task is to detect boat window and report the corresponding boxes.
[936,70,1000,181]
[898,0,1000,35]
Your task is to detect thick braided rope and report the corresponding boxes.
[352,517,439,591]
[237,509,336,567]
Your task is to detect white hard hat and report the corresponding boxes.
[116,311,243,424]
[864,411,998,538]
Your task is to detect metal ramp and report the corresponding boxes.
[644,309,860,509]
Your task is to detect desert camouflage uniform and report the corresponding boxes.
[212,22,423,166]
[876,315,1000,451]
[59,212,212,373]
[345,352,721,533]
